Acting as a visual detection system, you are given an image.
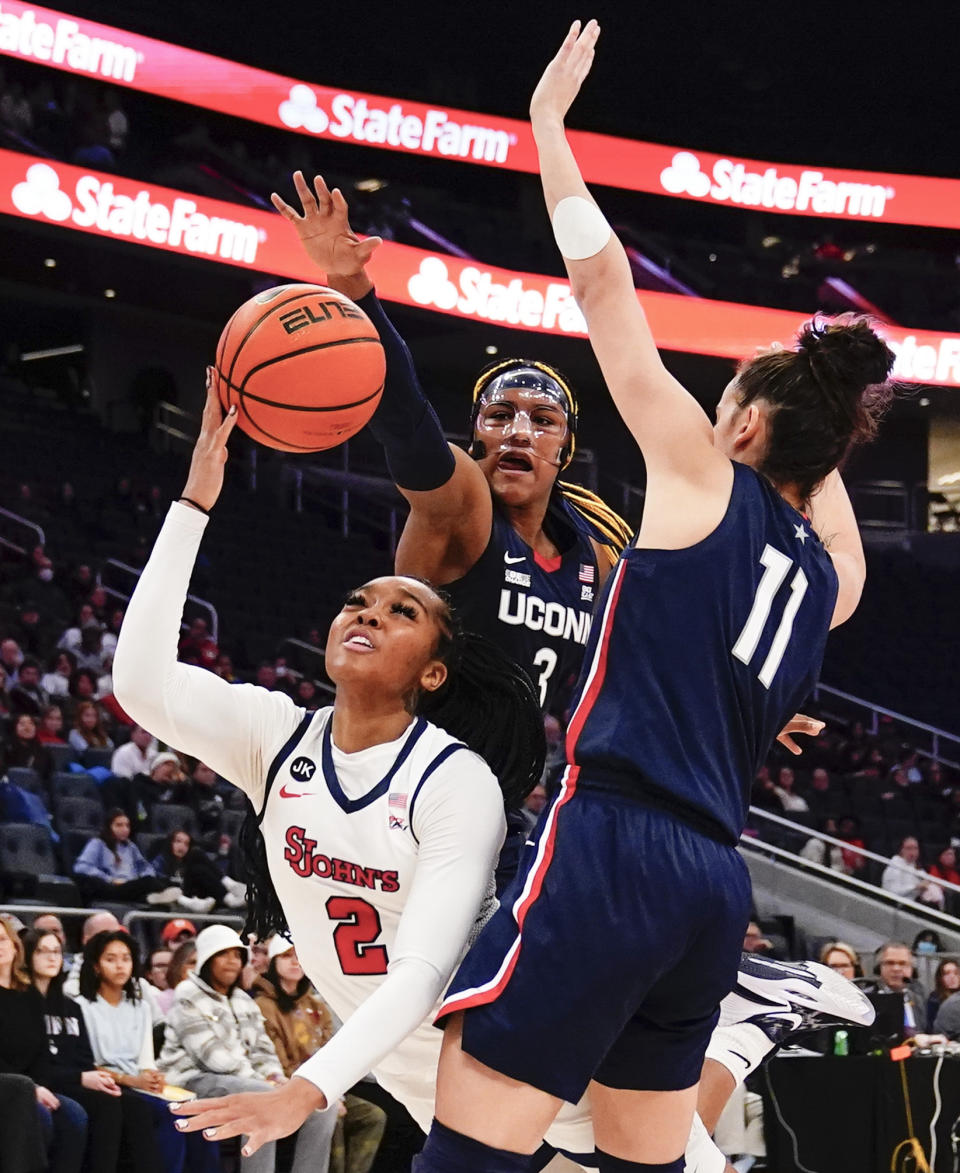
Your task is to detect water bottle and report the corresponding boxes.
[833,1029,849,1056]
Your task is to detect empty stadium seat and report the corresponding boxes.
[0,822,71,898]
[50,772,101,802]
[46,745,78,773]
[54,796,104,835]
[5,766,45,796]
[82,747,115,771]
[150,803,198,837]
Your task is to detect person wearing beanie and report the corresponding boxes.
[159,926,337,1173]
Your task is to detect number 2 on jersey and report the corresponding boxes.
[732,545,808,689]
[326,895,389,975]
[532,647,558,707]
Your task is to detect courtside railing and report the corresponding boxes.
[0,506,46,556]
[99,558,219,644]
[812,683,960,768]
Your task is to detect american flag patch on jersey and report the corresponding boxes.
[579,564,595,584]
[388,793,407,813]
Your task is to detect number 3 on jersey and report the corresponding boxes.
[532,647,558,707]
[732,545,808,688]
[326,895,388,975]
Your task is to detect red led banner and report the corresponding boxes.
[1,2,960,230]
[1,149,957,387]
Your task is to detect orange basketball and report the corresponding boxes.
[213,283,385,453]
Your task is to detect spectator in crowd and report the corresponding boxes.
[58,606,97,655]
[8,657,46,716]
[254,661,284,692]
[928,846,960,913]
[254,937,386,1173]
[77,930,214,1173]
[800,817,846,871]
[63,913,120,998]
[14,601,49,657]
[179,618,218,671]
[891,747,924,785]
[157,939,198,1017]
[864,941,928,1035]
[24,928,126,1172]
[818,940,862,980]
[161,919,198,949]
[0,914,87,1173]
[294,678,321,711]
[68,700,114,754]
[145,947,172,996]
[74,625,106,675]
[0,1070,47,1172]
[65,669,100,724]
[151,828,247,912]
[241,936,270,992]
[801,767,833,818]
[87,586,109,623]
[837,815,869,876]
[521,784,548,833]
[104,89,128,152]
[113,750,187,829]
[41,650,76,700]
[32,913,67,952]
[72,808,181,907]
[183,759,234,848]
[214,652,238,682]
[881,836,941,906]
[0,636,23,685]
[101,608,124,659]
[1,712,53,778]
[742,921,776,956]
[108,723,157,778]
[21,554,71,624]
[0,663,10,718]
[37,703,67,745]
[925,959,960,1030]
[64,565,94,612]
[159,925,337,1173]
[770,765,809,814]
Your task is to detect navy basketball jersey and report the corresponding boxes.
[566,463,838,842]
[444,496,599,714]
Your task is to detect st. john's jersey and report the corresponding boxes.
[257,706,502,1104]
[444,498,599,715]
[565,463,839,843]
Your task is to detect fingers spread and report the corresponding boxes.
[292,170,318,213]
[313,174,334,209]
[270,192,299,221]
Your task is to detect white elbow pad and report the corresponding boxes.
[551,196,612,260]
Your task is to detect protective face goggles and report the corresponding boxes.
[469,362,578,468]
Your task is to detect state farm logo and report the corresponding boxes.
[275,85,515,164]
[0,4,142,81]
[10,163,263,263]
[658,150,893,219]
[406,257,586,334]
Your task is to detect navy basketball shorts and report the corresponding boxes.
[437,770,752,1104]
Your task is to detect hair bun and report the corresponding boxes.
[798,315,895,393]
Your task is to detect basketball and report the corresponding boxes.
[213,283,385,452]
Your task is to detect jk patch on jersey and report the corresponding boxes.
[290,756,317,782]
[505,569,531,587]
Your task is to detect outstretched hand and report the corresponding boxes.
[170,1079,326,1157]
[181,368,238,514]
[776,714,825,756]
[271,171,382,278]
[530,19,600,128]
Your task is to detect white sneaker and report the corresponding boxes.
[146,886,183,906]
[719,954,876,1042]
[223,890,247,909]
[177,895,217,914]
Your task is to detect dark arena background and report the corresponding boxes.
[0,2,959,1170]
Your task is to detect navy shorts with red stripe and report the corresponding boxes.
[437,769,751,1104]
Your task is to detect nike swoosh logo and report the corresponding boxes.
[504,553,526,564]
[278,784,311,799]
[730,1049,751,1069]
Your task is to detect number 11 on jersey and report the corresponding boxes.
[732,545,808,689]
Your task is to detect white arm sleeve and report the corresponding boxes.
[112,502,305,810]
[294,750,506,1104]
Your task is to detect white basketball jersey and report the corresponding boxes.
[258,706,492,1116]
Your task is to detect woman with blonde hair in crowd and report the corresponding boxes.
[254,937,386,1173]
[819,940,862,981]
[0,914,88,1173]
[69,699,114,753]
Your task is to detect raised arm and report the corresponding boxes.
[271,173,492,582]
[805,469,865,628]
[529,23,723,488]
[112,376,304,808]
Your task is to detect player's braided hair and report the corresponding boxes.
[238,589,547,943]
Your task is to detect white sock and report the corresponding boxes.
[704,1024,775,1087]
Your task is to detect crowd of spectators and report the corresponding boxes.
[750,717,960,914]
[0,911,388,1173]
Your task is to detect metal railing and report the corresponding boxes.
[122,909,244,932]
[276,639,335,697]
[154,401,198,449]
[748,806,960,901]
[0,505,46,555]
[813,682,960,768]
[98,558,219,643]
